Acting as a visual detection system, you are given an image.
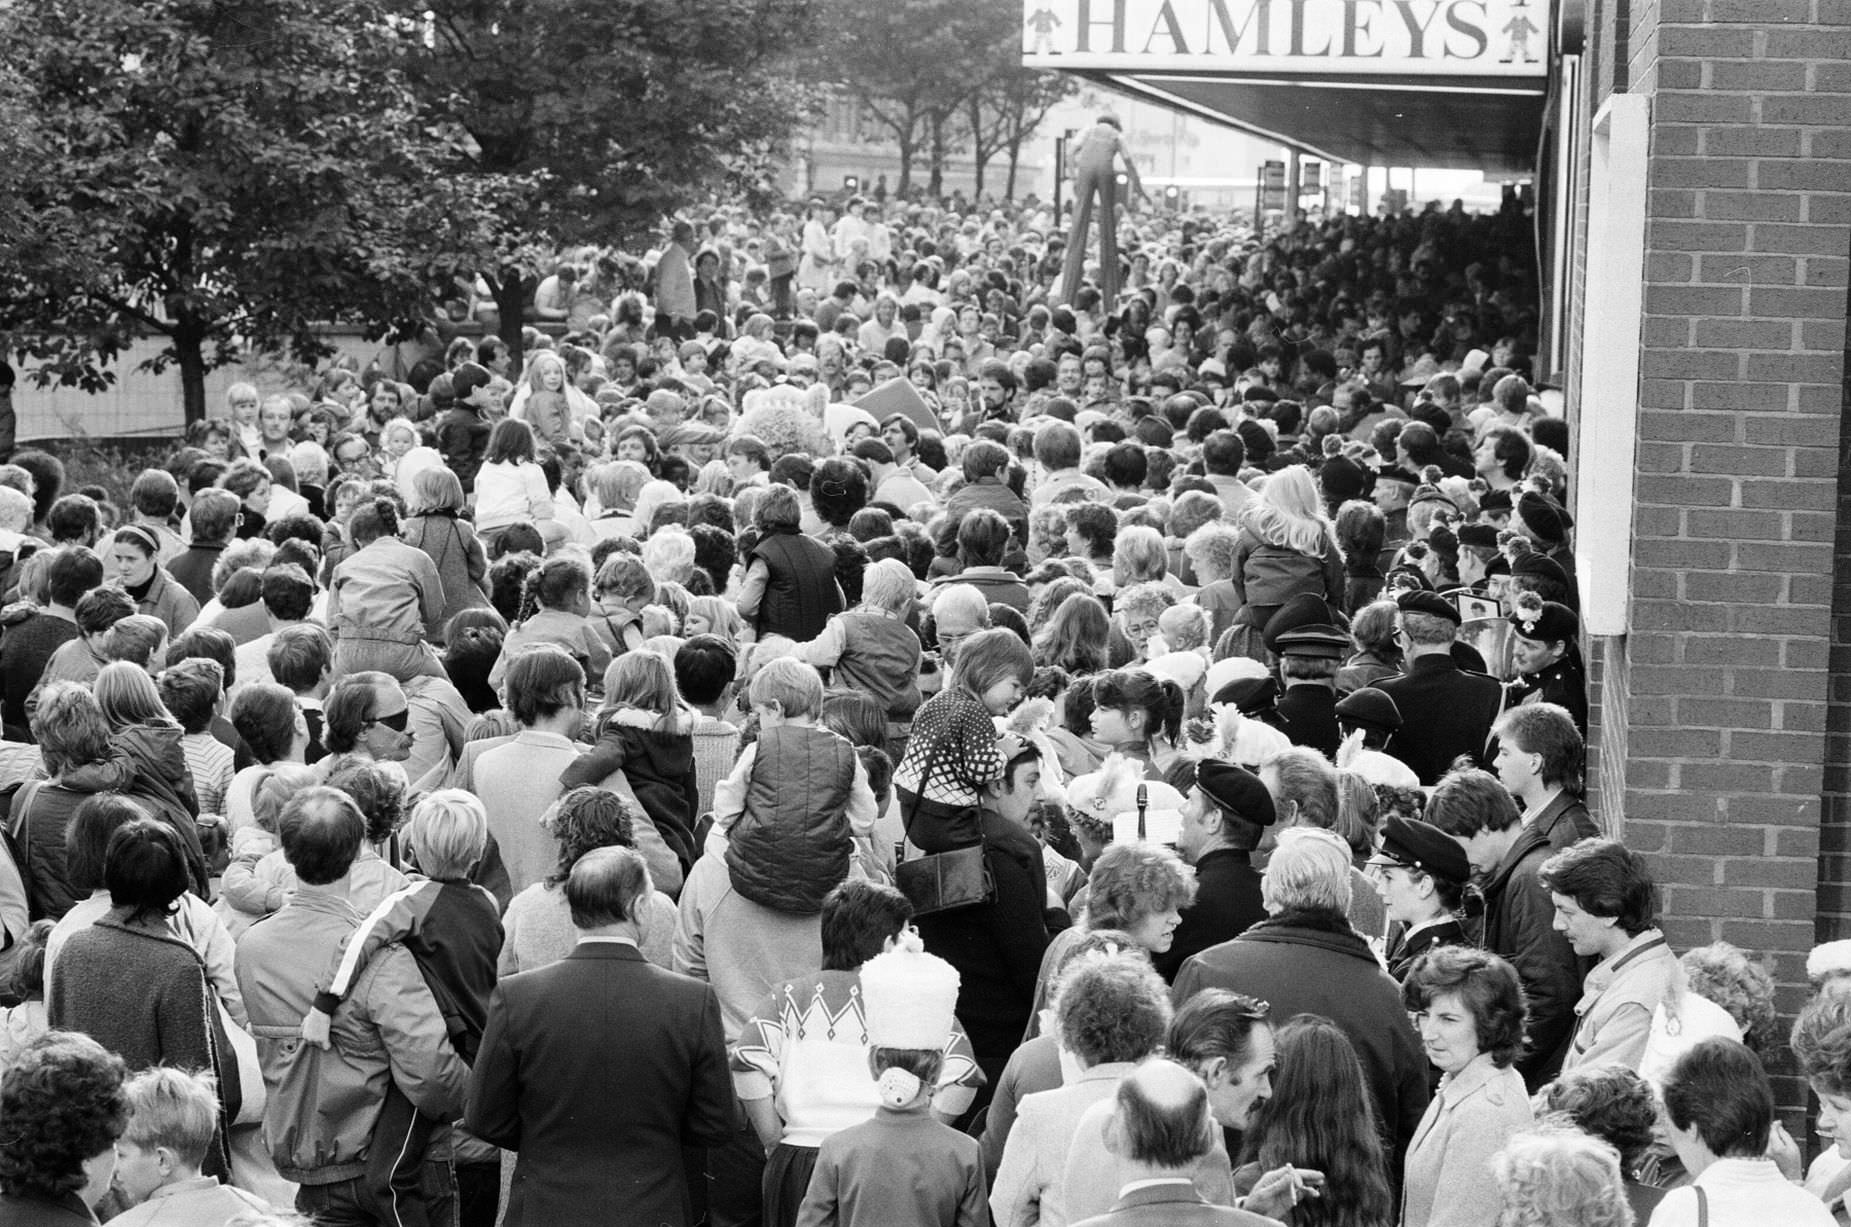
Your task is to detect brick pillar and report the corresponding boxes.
[1579,1,1851,1112]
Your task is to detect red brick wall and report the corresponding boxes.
[1572,0,1851,1116]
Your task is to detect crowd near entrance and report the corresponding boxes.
[0,166,1842,1227]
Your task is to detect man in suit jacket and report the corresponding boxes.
[1374,591,1502,784]
[466,846,735,1226]
[1071,1060,1284,1227]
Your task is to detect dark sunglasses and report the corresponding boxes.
[369,708,409,732]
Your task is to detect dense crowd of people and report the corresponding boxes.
[0,174,1835,1227]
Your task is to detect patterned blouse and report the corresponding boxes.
[892,690,1003,808]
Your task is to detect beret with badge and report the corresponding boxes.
[1508,592,1578,645]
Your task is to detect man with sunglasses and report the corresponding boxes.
[324,672,415,764]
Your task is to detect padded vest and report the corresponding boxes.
[727,724,857,914]
[749,530,844,642]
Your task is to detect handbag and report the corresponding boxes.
[894,737,993,917]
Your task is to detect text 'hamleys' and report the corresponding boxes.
[1021,0,1551,76]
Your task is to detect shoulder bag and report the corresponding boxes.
[894,737,993,917]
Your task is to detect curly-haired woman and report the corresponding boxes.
[498,787,678,975]
[1536,1065,1666,1224]
[1400,945,1534,1227]
[1492,1130,1633,1227]
[0,1031,128,1222]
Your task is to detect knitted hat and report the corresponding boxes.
[1479,488,1514,515]
[861,944,961,1050]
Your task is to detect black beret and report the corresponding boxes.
[1510,552,1571,588]
[1457,523,1499,550]
[1319,455,1373,504]
[1396,590,1460,625]
[1380,814,1471,884]
[1335,686,1402,734]
[1212,675,1278,716]
[1196,760,1277,827]
[1478,488,1514,514]
[1508,597,1578,645]
[1517,491,1568,544]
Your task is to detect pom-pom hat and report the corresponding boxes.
[1507,594,1578,645]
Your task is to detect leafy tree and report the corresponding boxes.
[0,0,498,424]
[817,0,973,196]
[389,0,820,358]
[990,69,1079,200]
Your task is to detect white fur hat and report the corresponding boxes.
[1142,650,1206,693]
[861,945,961,1051]
[1217,706,1293,769]
[1205,656,1269,700]
[1809,941,1851,983]
[1066,753,1187,845]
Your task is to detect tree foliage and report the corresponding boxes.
[0,0,821,420]
[817,0,1073,198]
[0,0,507,423]
[391,0,820,354]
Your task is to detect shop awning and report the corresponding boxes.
[1024,0,1552,174]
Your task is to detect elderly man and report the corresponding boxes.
[928,582,992,671]
[235,786,469,1223]
[469,847,733,1226]
[1171,828,1429,1180]
[1070,1060,1283,1227]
